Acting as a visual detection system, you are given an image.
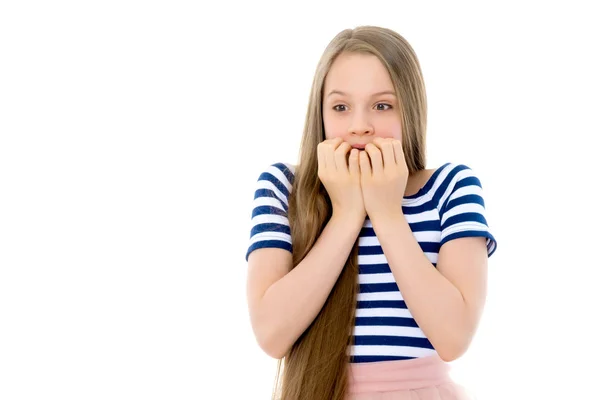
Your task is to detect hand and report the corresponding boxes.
[317,137,366,221]
[359,137,409,220]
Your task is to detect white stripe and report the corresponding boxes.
[442,202,485,224]
[281,162,296,174]
[358,252,437,267]
[255,179,288,207]
[355,307,413,318]
[442,221,488,238]
[251,214,289,227]
[424,252,438,264]
[266,164,293,191]
[358,254,388,265]
[248,231,291,247]
[412,230,440,243]
[363,210,441,226]
[358,292,404,301]
[441,196,485,219]
[350,345,437,358]
[403,209,440,224]
[359,230,440,246]
[488,239,496,254]
[358,273,395,284]
[358,236,380,246]
[451,183,482,199]
[353,325,426,338]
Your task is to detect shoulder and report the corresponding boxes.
[434,162,484,189]
[255,162,296,186]
[434,162,488,209]
[252,162,297,202]
[437,162,476,176]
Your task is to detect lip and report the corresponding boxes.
[351,144,367,150]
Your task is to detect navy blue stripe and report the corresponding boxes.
[257,171,290,199]
[402,201,434,215]
[362,219,440,235]
[358,264,391,274]
[440,231,493,248]
[358,246,383,256]
[360,227,376,237]
[250,223,290,237]
[357,242,440,257]
[442,176,483,212]
[419,241,439,253]
[454,175,482,191]
[442,212,488,230]
[350,355,415,363]
[446,193,484,210]
[245,240,292,261]
[353,335,434,349]
[252,205,286,219]
[273,163,294,186]
[359,282,398,293]
[408,220,441,232]
[355,316,419,328]
[357,300,407,309]
[254,188,275,200]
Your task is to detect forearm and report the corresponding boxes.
[259,213,364,358]
[371,212,474,361]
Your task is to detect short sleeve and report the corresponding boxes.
[245,163,295,261]
[438,164,498,257]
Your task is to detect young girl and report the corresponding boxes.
[245,26,497,400]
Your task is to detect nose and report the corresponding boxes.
[348,111,373,136]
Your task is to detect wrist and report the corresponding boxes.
[330,209,366,229]
[368,209,405,225]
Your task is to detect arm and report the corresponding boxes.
[369,212,488,362]
[247,212,364,359]
[359,140,496,361]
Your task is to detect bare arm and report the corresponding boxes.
[371,212,488,362]
[246,213,364,359]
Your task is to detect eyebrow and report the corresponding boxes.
[326,90,397,98]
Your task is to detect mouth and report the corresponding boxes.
[351,144,367,150]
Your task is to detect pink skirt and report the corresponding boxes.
[345,354,473,399]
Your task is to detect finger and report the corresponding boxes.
[324,141,339,171]
[329,136,344,149]
[392,140,405,166]
[335,142,351,171]
[381,140,396,168]
[317,142,326,170]
[359,150,371,178]
[348,148,360,177]
[365,143,383,175]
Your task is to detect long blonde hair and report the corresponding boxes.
[273,26,428,400]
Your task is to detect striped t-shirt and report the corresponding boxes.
[246,161,497,363]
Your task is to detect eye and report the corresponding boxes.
[375,103,392,111]
[333,104,347,112]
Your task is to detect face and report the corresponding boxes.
[322,52,402,149]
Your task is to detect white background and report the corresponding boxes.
[1,1,598,399]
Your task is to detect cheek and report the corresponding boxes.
[376,122,402,140]
[323,116,345,139]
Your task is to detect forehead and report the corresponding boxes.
[324,52,394,94]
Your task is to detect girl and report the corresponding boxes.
[245,26,497,400]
